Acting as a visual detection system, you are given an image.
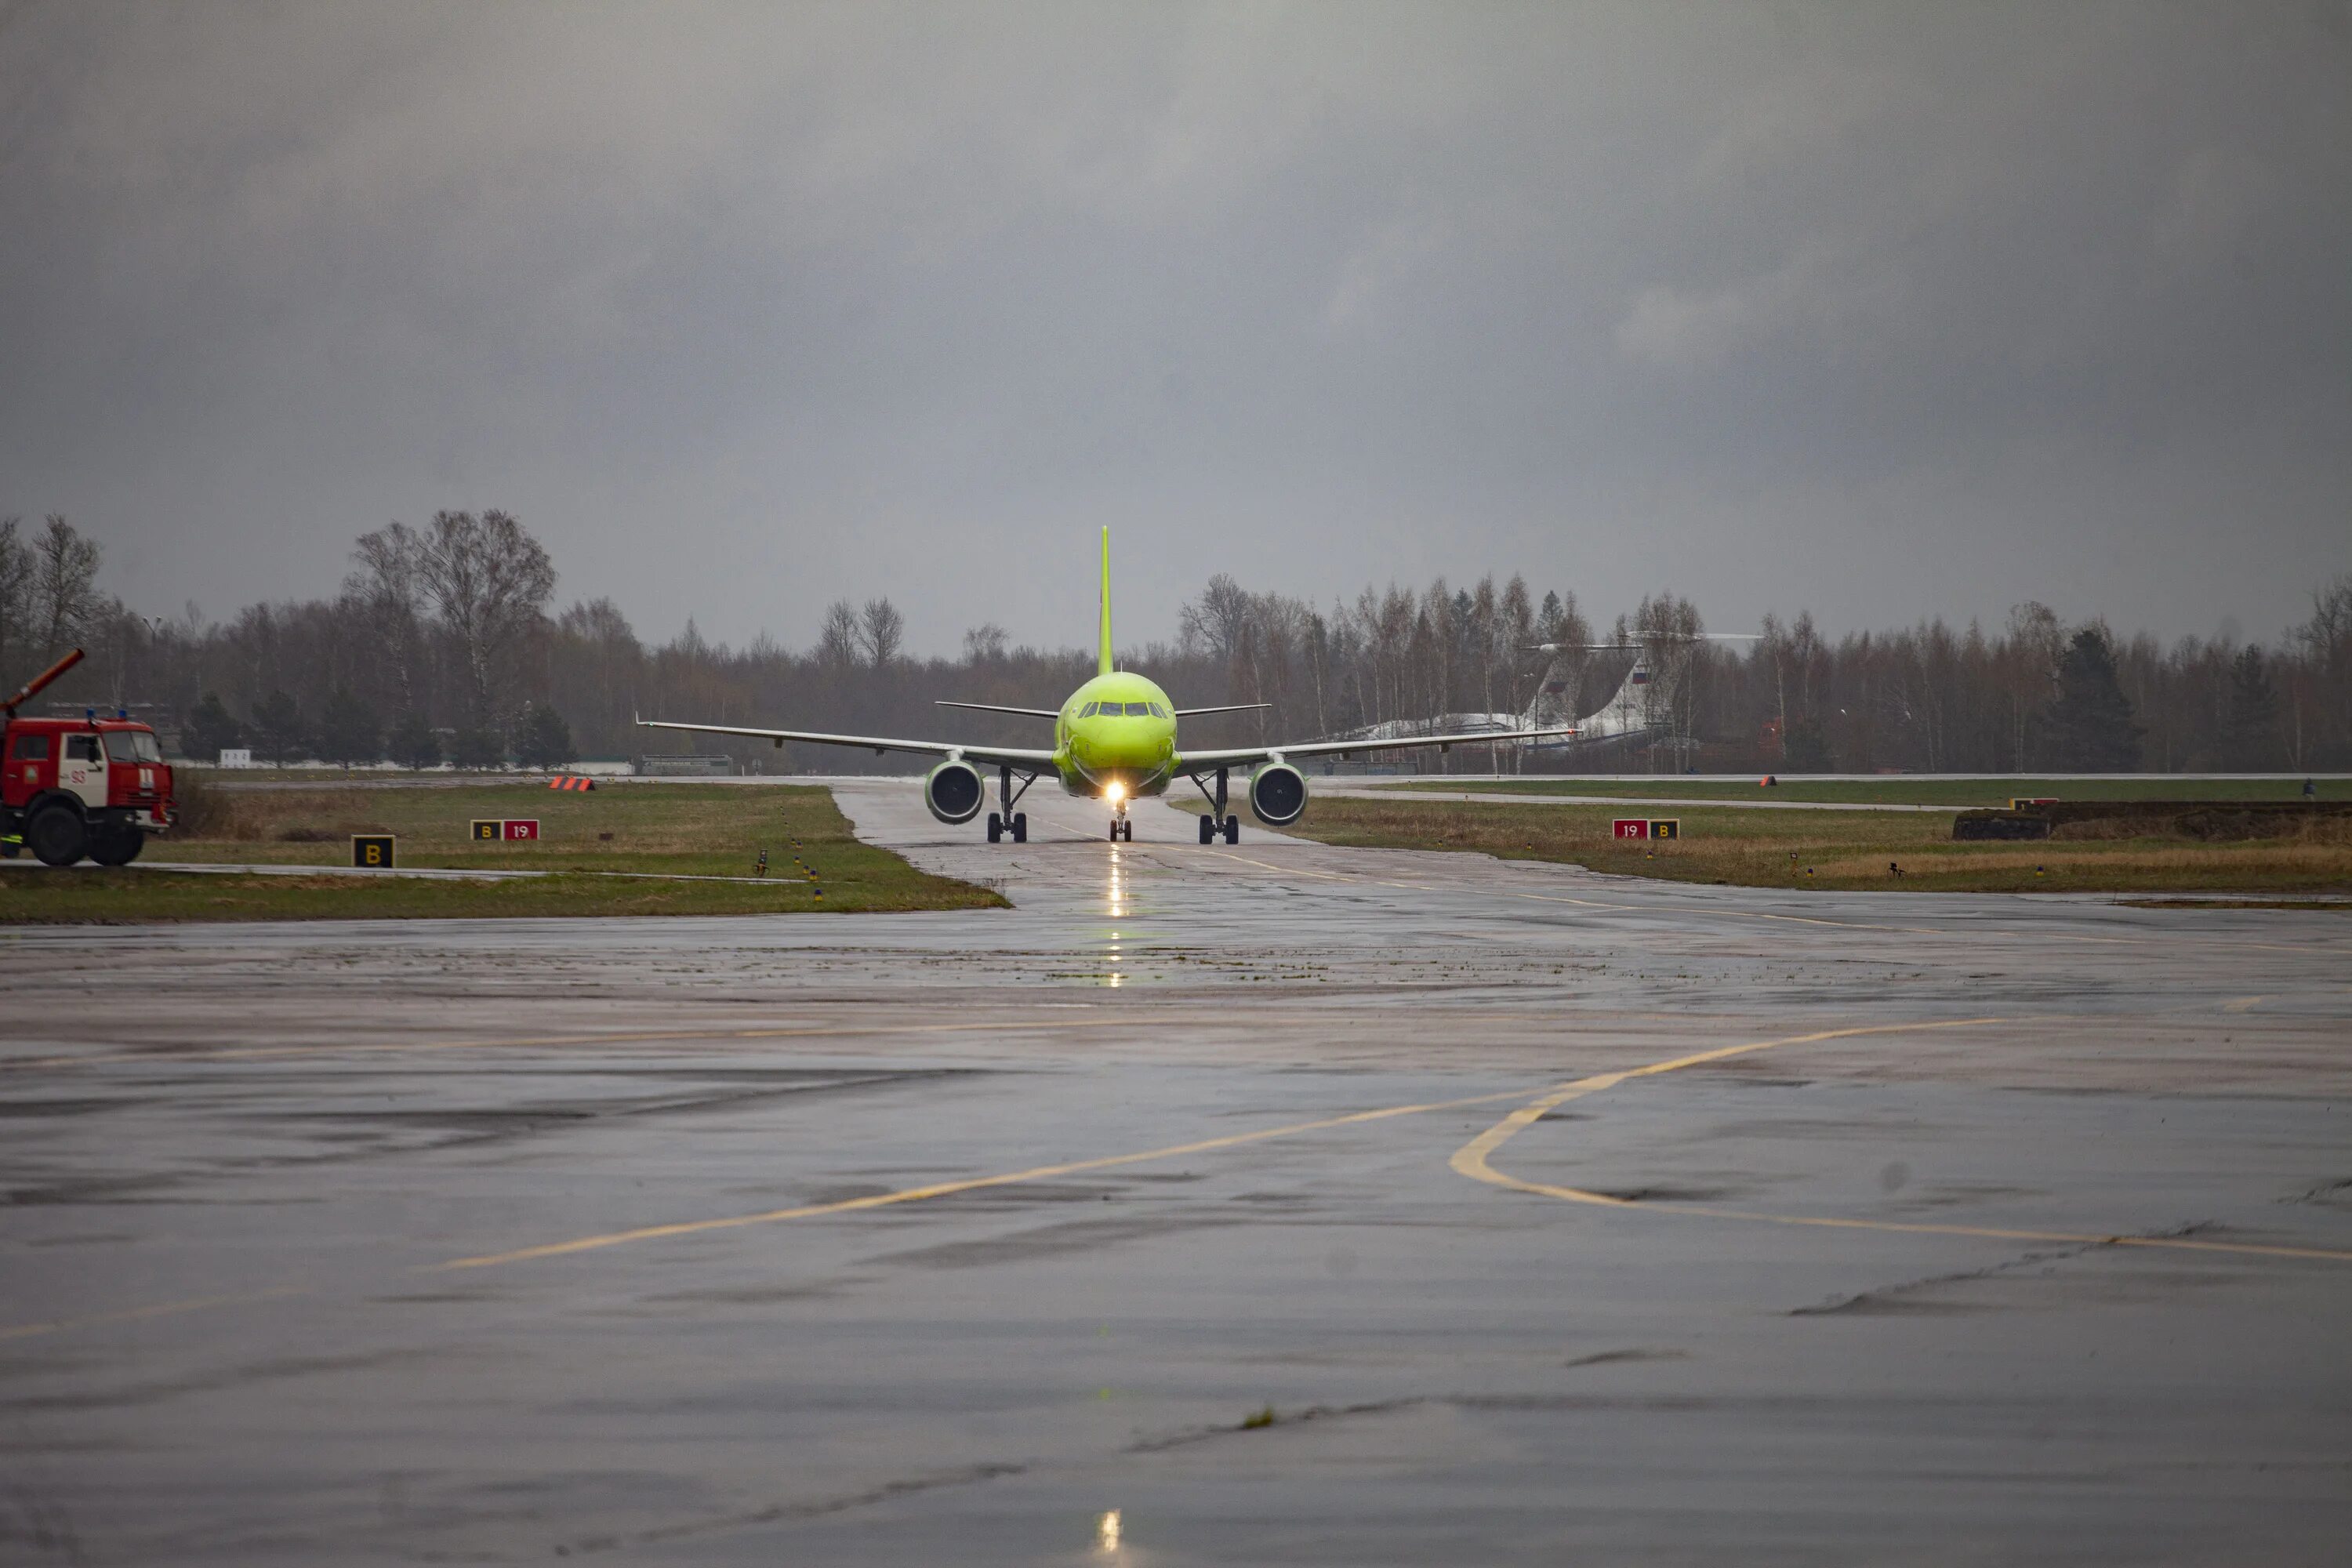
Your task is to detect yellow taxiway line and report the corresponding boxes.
[1450,1019,2352,1264]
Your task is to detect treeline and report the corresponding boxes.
[3,510,2347,772]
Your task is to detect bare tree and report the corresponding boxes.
[858,597,906,669]
[0,517,31,682]
[817,601,862,668]
[33,515,101,660]
[345,521,426,716]
[413,510,556,730]
[1178,575,1253,664]
[963,622,1010,662]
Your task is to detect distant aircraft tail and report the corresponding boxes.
[1098,526,1114,676]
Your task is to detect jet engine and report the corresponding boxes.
[924,759,986,824]
[1247,761,1308,826]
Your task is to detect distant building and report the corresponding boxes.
[636,753,733,777]
[218,748,255,769]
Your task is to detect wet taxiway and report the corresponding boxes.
[2,778,2349,1564]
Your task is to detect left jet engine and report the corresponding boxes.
[924,759,986,824]
[1247,761,1308,825]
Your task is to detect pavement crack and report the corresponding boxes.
[1791,1223,2220,1316]
[1125,1397,1431,1454]
[1563,1347,1689,1369]
[2280,1176,2352,1207]
[548,1461,1030,1556]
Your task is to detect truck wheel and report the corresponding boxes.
[27,805,89,867]
[89,823,145,866]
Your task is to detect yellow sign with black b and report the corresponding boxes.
[352,834,396,868]
[470,819,502,840]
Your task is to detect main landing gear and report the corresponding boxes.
[1109,816,1132,842]
[985,764,1029,844]
[1191,768,1240,844]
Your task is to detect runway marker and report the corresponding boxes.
[1450,1019,2352,1265]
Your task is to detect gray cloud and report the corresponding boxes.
[2,0,2346,653]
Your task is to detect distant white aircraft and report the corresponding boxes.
[1328,634,1760,755]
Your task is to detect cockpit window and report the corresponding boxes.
[1079,702,1098,717]
[1148,702,1168,718]
[1124,702,1150,717]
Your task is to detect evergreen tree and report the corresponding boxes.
[1781,716,1832,771]
[515,705,576,769]
[249,689,309,765]
[180,691,244,762]
[314,688,381,768]
[450,725,505,770]
[387,710,441,771]
[2041,629,2143,771]
[2220,646,2281,771]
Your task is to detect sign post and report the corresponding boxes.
[1650,818,1681,840]
[1612,818,1649,840]
[351,834,395,868]
[502,819,539,840]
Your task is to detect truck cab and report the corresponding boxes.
[0,651,178,867]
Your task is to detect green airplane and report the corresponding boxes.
[637,529,1573,844]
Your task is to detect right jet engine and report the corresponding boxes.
[1247,760,1308,826]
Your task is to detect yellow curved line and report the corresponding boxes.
[1450,1018,2352,1265]
[439,1082,1543,1271]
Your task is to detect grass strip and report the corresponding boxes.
[1271,797,2352,894]
[1379,775,2350,808]
[2,784,1002,922]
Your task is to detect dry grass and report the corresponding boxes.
[6,782,1005,921]
[1270,797,2352,894]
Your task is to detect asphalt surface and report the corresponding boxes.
[2,778,2349,1565]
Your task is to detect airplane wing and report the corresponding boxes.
[1172,702,1272,717]
[934,701,1061,718]
[635,717,1057,771]
[1178,725,1577,770]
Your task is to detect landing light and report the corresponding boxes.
[1105,783,1126,803]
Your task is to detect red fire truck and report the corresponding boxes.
[1,649,177,866]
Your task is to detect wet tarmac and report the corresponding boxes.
[2,778,2349,1564]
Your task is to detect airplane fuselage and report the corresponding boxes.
[1054,671,1180,802]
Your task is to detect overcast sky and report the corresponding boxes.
[2,1,2346,655]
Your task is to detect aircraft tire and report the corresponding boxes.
[1198,815,1213,844]
[1222,815,1240,844]
[986,812,1003,843]
[1011,814,1027,843]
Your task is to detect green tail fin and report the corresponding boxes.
[1098,525,1113,675]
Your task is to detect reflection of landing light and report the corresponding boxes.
[1096,1508,1122,1552]
[1108,852,1125,920]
